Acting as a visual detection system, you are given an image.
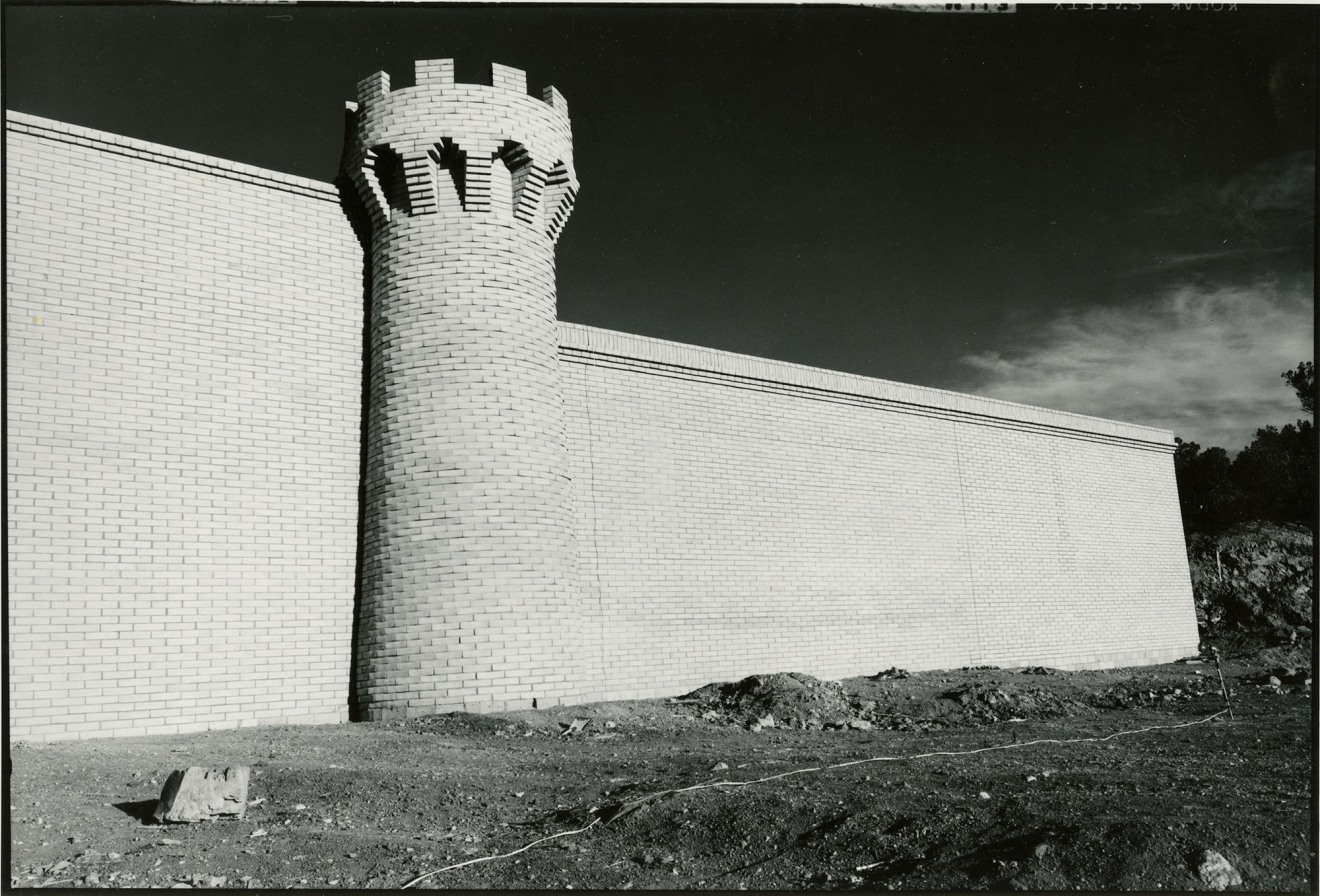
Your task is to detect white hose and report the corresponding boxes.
[402,710,1229,889]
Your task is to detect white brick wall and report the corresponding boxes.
[5,113,363,741]
[5,87,1201,739]
[558,324,1200,702]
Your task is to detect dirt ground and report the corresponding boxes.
[7,647,1314,891]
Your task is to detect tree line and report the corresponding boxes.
[1174,361,1316,535]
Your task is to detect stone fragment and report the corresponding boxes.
[154,767,250,824]
[711,762,729,772]
[847,719,873,730]
[1197,849,1242,890]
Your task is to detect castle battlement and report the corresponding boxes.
[341,60,577,241]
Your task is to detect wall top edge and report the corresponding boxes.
[557,322,1176,449]
[4,111,340,200]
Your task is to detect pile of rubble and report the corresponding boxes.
[1089,679,1210,710]
[1240,667,1312,695]
[939,682,1093,724]
[682,672,858,730]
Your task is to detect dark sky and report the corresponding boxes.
[5,3,1315,448]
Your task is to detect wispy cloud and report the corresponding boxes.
[1136,152,1315,278]
[961,281,1313,450]
[1132,244,1295,276]
[961,154,1314,451]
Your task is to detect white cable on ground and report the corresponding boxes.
[400,709,1228,889]
[402,819,602,889]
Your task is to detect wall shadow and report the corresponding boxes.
[336,160,374,724]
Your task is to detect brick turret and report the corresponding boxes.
[341,60,582,720]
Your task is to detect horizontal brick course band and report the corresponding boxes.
[558,323,1174,452]
[6,111,339,201]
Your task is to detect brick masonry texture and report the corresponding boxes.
[6,112,363,740]
[557,324,1199,701]
[342,62,583,720]
[4,62,1199,738]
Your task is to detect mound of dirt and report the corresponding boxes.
[937,682,1092,724]
[1089,677,1213,710]
[398,713,535,737]
[1188,521,1314,650]
[683,672,854,729]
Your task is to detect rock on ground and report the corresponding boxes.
[154,767,250,823]
[1197,849,1243,890]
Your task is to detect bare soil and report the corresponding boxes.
[8,649,1314,891]
[1189,522,1314,652]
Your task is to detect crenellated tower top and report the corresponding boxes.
[340,59,579,243]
